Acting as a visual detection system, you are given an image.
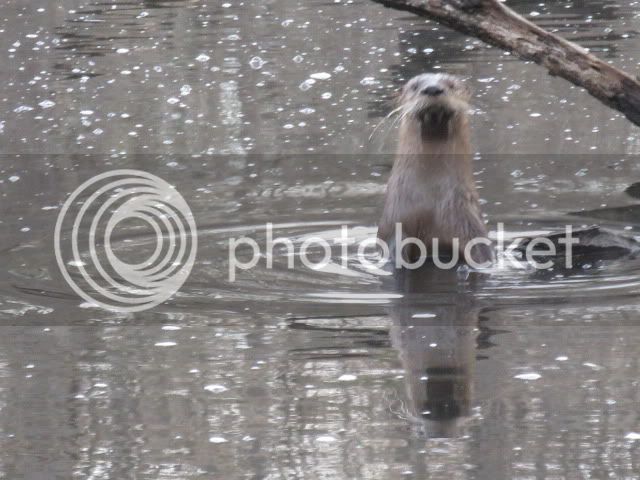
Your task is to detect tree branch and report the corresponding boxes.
[371,0,640,127]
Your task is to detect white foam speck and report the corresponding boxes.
[514,373,541,381]
[360,76,378,86]
[583,362,602,371]
[338,374,357,382]
[196,53,210,62]
[116,48,130,54]
[8,175,19,182]
[14,105,33,113]
[310,72,331,80]
[39,100,55,109]
[167,97,180,105]
[209,436,228,443]
[316,435,336,443]
[625,432,640,440]
[204,384,228,393]
[154,341,177,347]
[180,85,192,96]
[79,302,99,309]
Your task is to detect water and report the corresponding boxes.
[2,0,640,478]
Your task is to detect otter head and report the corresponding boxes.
[398,73,471,140]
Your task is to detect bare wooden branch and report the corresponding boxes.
[371,0,640,127]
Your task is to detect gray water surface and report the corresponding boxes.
[2,0,640,478]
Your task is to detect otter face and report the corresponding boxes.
[398,73,471,138]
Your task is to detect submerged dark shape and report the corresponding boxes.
[516,226,640,277]
[625,182,640,200]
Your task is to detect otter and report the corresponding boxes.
[378,73,492,266]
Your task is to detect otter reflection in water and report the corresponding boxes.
[387,266,487,438]
[378,72,639,437]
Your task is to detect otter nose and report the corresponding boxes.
[421,86,445,97]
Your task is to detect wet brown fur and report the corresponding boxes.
[378,73,492,265]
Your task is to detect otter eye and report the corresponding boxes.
[445,80,456,89]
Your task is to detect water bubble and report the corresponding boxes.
[8,175,20,182]
[38,100,55,109]
[321,92,332,99]
[292,55,304,64]
[13,105,33,113]
[196,53,210,63]
[116,48,130,54]
[249,56,266,70]
[167,97,180,105]
[299,79,316,91]
[300,107,316,114]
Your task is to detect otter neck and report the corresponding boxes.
[396,112,473,179]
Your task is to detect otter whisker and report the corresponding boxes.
[396,102,418,126]
[369,104,405,141]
